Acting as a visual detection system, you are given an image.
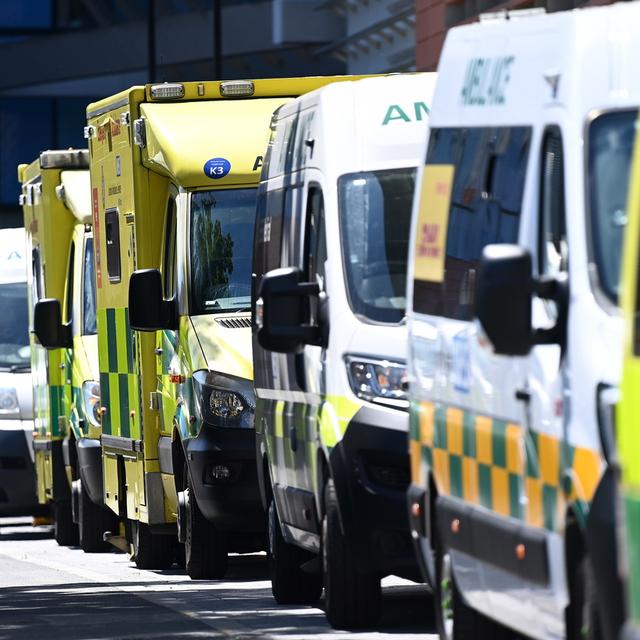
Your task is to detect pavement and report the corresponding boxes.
[0,518,436,640]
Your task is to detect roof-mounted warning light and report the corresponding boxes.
[150,83,185,100]
[220,80,255,98]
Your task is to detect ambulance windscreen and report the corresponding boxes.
[0,282,29,370]
[338,168,416,324]
[190,188,257,315]
[588,108,637,304]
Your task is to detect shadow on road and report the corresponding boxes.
[0,549,435,639]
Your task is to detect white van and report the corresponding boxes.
[0,227,39,517]
[406,6,637,640]
[253,73,436,629]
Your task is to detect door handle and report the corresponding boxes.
[154,348,163,356]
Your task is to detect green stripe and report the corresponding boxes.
[434,405,447,449]
[542,485,557,530]
[479,463,491,509]
[509,473,522,519]
[625,493,640,623]
[492,419,507,468]
[119,373,130,438]
[100,372,111,435]
[106,308,118,373]
[462,410,475,457]
[125,310,134,373]
[449,454,462,498]
[526,430,539,478]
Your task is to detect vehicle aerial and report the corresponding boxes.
[89,77,359,575]
[253,72,435,629]
[20,150,95,546]
[0,227,40,519]
[618,111,640,640]
[25,153,117,553]
[406,5,637,639]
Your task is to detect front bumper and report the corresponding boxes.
[329,405,419,580]
[0,422,42,516]
[185,425,263,533]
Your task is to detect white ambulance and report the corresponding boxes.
[406,5,638,640]
[253,73,436,629]
[0,227,39,517]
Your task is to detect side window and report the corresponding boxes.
[82,237,97,335]
[31,246,43,304]
[304,186,326,283]
[162,196,177,299]
[413,126,532,319]
[65,242,75,328]
[539,128,567,277]
[253,187,285,281]
[105,207,121,283]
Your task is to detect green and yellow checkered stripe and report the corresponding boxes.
[411,401,603,532]
[97,306,140,439]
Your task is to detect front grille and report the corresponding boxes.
[216,317,252,329]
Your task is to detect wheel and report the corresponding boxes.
[322,479,381,630]
[78,480,117,553]
[53,499,79,546]
[434,532,514,640]
[567,554,602,640]
[130,520,174,570]
[268,498,322,605]
[184,472,227,580]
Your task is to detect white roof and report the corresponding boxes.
[431,2,640,127]
[0,228,26,284]
[268,73,437,180]
[60,170,91,225]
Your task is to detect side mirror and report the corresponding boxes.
[474,244,533,356]
[129,269,178,331]
[34,299,72,349]
[255,267,323,353]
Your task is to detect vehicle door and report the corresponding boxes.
[61,239,76,438]
[156,192,180,438]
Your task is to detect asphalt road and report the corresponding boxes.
[0,518,436,640]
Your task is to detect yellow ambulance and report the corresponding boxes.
[86,77,357,573]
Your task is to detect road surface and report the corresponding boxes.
[0,518,436,640]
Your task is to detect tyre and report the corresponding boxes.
[78,479,118,553]
[53,499,79,547]
[130,520,174,570]
[268,498,322,605]
[184,472,227,580]
[567,554,602,640]
[434,532,515,640]
[322,479,381,630]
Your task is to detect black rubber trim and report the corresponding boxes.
[33,439,52,452]
[184,425,263,532]
[76,438,104,507]
[436,494,549,586]
[102,434,143,453]
[51,439,71,503]
[158,436,173,474]
[273,483,318,533]
[585,465,625,640]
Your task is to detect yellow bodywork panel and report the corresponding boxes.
[141,98,291,188]
[20,154,88,505]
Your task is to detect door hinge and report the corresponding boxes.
[149,391,161,411]
[133,117,146,148]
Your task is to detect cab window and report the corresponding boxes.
[162,196,177,299]
[413,126,532,319]
[82,237,97,335]
[65,242,75,329]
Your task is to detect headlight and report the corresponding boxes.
[345,356,408,410]
[193,370,255,428]
[82,380,101,427]
[0,387,19,416]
